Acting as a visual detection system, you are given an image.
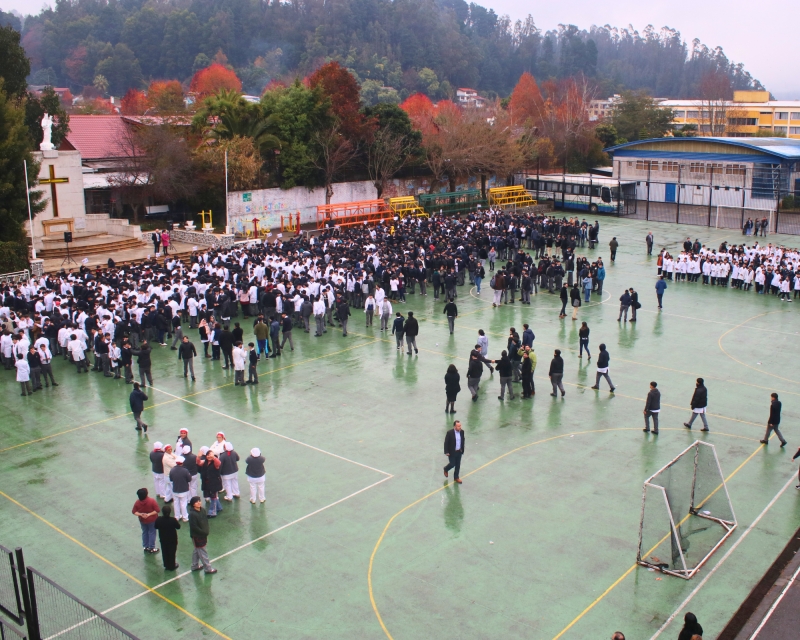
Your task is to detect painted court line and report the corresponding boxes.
[749,554,800,639]
[150,385,392,477]
[649,471,797,640]
[103,475,393,616]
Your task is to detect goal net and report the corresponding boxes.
[637,441,737,579]
[714,205,774,233]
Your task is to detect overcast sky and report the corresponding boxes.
[4,0,796,99]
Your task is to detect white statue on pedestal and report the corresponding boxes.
[40,113,54,151]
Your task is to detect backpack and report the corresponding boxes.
[489,276,496,289]
[367,303,374,311]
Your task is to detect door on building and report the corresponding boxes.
[665,183,677,203]
[692,186,704,205]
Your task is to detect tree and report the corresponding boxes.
[120,89,150,115]
[308,62,369,141]
[121,8,166,79]
[199,135,262,191]
[311,122,359,203]
[0,25,29,100]
[94,43,143,96]
[24,87,70,149]
[190,63,242,98]
[594,122,619,148]
[0,81,44,244]
[611,91,674,142]
[365,104,422,198]
[400,93,437,136]
[508,71,544,127]
[147,81,185,114]
[159,9,202,80]
[194,89,281,155]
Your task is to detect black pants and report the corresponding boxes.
[222,348,233,368]
[522,373,534,397]
[444,452,462,479]
[161,541,178,570]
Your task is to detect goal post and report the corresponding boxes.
[637,441,737,579]
[715,204,774,233]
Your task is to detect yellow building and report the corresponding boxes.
[663,91,800,139]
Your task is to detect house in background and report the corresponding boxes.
[456,88,486,109]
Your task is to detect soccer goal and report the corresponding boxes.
[715,205,774,233]
[637,441,737,579]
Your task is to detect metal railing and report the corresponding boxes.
[0,271,30,285]
[0,619,26,639]
[0,547,23,626]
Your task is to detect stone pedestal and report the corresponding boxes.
[30,150,86,246]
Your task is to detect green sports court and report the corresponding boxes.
[2,216,799,639]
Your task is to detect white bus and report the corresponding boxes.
[524,173,638,215]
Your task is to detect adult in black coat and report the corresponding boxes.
[219,327,234,368]
[444,364,461,413]
[443,421,465,483]
[129,382,149,432]
[154,504,181,570]
[684,378,709,431]
[548,349,565,397]
[131,342,153,387]
[403,312,419,355]
[643,381,661,434]
[677,612,702,640]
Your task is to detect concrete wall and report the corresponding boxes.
[84,214,142,240]
[30,150,86,241]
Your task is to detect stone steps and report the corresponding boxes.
[38,237,147,259]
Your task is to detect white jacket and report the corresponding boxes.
[232,346,247,370]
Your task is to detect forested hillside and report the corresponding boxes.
[2,0,763,100]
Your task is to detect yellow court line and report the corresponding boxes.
[0,490,232,639]
[718,310,800,386]
[550,439,766,640]
[1,338,378,455]
[368,428,758,640]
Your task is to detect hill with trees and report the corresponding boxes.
[9,0,763,101]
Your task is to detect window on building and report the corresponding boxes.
[635,160,648,170]
[760,112,771,115]
[728,118,758,126]
[687,110,700,119]
[708,163,723,175]
[650,162,659,171]
[674,110,685,118]
[791,113,800,121]
[790,127,800,135]
[725,164,747,176]
[662,161,679,173]
[774,126,788,134]
[775,112,789,120]
[689,162,705,174]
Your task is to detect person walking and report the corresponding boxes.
[570,283,581,320]
[391,312,405,351]
[177,335,197,381]
[280,313,295,351]
[548,349,566,397]
[154,504,180,570]
[643,381,661,434]
[364,294,376,327]
[677,613,703,640]
[444,364,461,414]
[590,343,615,392]
[131,341,153,387]
[380,298,393,332]
[188,497,217,574]
[629,287,639,322]
[494,350,515,401]
[245,447,266,504]
[655,276,667,309]
[169,456,192,522]
[337,297,351,337]
[609,237,619,262]
[684,378,710,432]
[443,420,465,484]
[131,488,159,555]
[761,392,787,446]
[559,283,568,318]
[404,311,419,355]
[582,273,592,303]
[443,298,458,334]
[578,322,591,360]
[130,382,149,433]
[618,289,632,322]
[646,231,654,255]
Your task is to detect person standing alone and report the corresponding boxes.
[684,378,710,432]
[132,488,159,555]
[443,421,465,484]
[188,497,217,574]
[761,393,787,446]
[130,382,149,433]
[643,381,661,434]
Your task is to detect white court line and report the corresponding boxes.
[102,475,393,616]
[150,386,392,477]
[649,471,797,640]
[750,560,800,638]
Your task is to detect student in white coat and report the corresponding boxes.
[245,448,266,504]
[232,341,247,385]
[162,444,177,502]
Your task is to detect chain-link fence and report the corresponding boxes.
[0,619,27,639]
[25,568,137,640]
[0,547,23,626]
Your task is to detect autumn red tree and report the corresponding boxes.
[120,89,150,115]
[400,93,436,135]
[190,63,242,99]
[307,62,369,141]
[508,71,544,127]
[147,80,185,114]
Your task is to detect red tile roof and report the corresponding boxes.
[59,115,131,160]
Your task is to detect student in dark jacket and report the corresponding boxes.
[198,450,224,516]
[493,350,515,400]
[629,287,639,322]
[403,311,419,355]
[177,335,197,380]
[245,447,266,503]
[443,299,458,334]
[643,381,661,434]
[188,497,216,573]
[684,378,709,431]
[677,612,703,640]
[443,420,465,483]
[444,364,461,414]
[154,504,181,570]
[391,313,405,351]
[591,343,615,392]
[336,299,350,337]
[131,341,153,387]
[219,327,234,368]
[130,382,149,432]
[548,349,565,397]
[558,284,568,317]
[761,392,786,446]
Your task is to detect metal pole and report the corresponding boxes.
[224,149,229,232]
[24,160,37,260]
[741,170,747,229]
[646,162,651,221]
[707,165,714,227]
[676,165,682,224]
[24,567,40,640]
